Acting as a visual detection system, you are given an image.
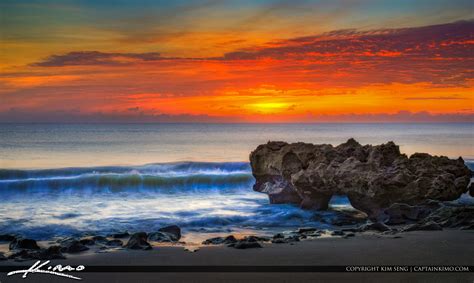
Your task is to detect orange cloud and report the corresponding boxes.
[0,21,473,122]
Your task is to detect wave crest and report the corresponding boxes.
[0,162,253,192]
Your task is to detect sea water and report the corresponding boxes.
[0,123,472,241]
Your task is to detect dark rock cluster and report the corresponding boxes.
[250,139,471,221]
[9,238,40,250]
[125,225,182,250]
[0,236,65,261]
[202,235,270,249]
[0,224,183,261]
[202,235,237,245]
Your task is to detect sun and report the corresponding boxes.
[246,102,290,114]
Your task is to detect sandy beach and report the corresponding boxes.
[1,230,472,282]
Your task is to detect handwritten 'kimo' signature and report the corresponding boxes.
[7,260,85,280]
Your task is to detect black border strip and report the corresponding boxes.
[0,266,473,273]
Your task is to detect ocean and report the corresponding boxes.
[0,123,472,242]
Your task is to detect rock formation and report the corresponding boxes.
[250,139,471,221]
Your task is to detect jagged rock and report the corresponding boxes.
[359,222,391,232]
[158,225,181,241]
[469,182,474,197]
[384,203,432,224]
[331,230,344,236]
[250,139,471,220]
[202,235,237,245]
[125,232,152,250]
[419,204,473,228]
[0,234,16,242]
[9,238,40,250]
[404,221,443,231]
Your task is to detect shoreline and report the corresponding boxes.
[1,230,473,282]
[1,230,472,266]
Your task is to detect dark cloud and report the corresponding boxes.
[219,20,474,86]
[33,51,162,67]
[30,20,474,86]
[34,20,474,64]
[223,20,474,60]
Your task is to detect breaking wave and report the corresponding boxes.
[0,162,253,192]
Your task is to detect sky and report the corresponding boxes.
[0,0,473,123]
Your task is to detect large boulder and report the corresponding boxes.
[250,139,471,221]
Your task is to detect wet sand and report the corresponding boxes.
[1,230,473,282]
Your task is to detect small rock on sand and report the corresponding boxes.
[125,232,152,250]
[9,238,40,250]
[202,235,237,245]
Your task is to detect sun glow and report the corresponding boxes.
[246,102,290,113]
